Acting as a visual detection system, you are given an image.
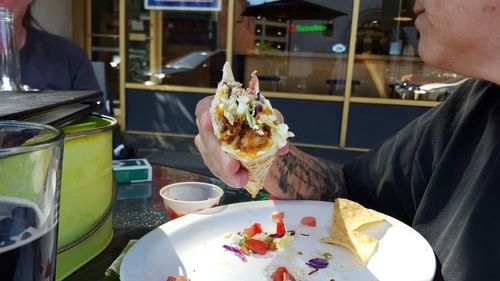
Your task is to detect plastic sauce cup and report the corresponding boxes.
[159,182,224,220]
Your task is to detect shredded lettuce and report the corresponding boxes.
[245,110,256,129]
[258,115,295,148]
[276,232,295,248]
[253,232,269,241]
[216,83,294,148]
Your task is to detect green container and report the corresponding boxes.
[55,115,117,280]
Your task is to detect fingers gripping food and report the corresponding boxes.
[210,62,294,197]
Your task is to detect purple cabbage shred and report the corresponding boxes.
[256,103,263,114]
[223,245,247,262]
[306,258,329,269]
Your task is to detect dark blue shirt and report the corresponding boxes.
[18,27,108,115]
[20,27,99,91]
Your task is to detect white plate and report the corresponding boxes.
[121,200,436,281]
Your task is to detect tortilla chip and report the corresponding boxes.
[333,198,386,231]
[320,198,386,263]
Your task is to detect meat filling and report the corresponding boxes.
[219,116,242,143]
[237,126,270,152]
[219,115,271,152]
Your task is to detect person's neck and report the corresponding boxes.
[14,23,27,49]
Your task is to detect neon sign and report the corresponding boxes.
[289,24,327,33]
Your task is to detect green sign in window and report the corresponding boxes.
[289,24,327,33]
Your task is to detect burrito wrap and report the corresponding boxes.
[210,62,293,197]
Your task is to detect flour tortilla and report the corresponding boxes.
[210,62,292,198]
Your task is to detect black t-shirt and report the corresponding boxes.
[343,79,500,281]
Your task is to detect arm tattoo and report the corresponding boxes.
[268,146,346,201]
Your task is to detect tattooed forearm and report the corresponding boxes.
[266,145,346,201]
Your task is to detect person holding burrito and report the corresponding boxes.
[194,0,500,280]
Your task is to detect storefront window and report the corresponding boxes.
[235,0,353,96]
[126,0,151,83]
[131,0,229,88]
[90,0,120,106]
[352,0,464,101]
[158,11,226,87]
[120,0,465,100]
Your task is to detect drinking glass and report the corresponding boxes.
[0,121,64,281]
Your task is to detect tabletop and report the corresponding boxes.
[64,164,269,281]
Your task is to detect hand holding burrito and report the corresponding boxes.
[195,62,294,197]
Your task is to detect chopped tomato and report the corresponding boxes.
[245,238,269,255]
[271,211,285,220]
[244,223,263,238]
[271,267,296,281]
[166,276,189,281]
[301,216,316,227]
[240,245,250,256]
[276,220,286,236]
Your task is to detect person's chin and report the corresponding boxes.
[417,41,444,69]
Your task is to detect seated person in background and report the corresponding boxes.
[6,0,107,114]
[6,0,137,158]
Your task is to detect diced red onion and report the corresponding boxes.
[270,233,284,238]
[306,258,329,269]
[223,245,247,262]
[271,230,294,238]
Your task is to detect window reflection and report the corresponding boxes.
[126,1,151,83]
[238,0,352,96]
[135,0,354,95]
[353,0,464,100]
[131,2,228,87]
[127,0,465,100]
[90,0,120,109]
